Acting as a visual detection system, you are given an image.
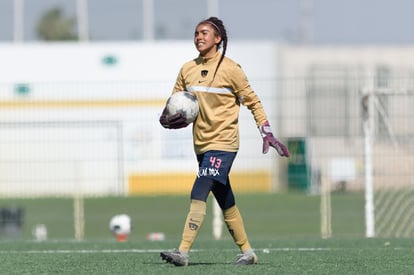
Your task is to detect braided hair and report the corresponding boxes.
[197,17,228,79]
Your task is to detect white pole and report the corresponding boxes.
[73,162,85,241]
[74,194,85,240]
[300,0,313,44]
[13,0,24,42]
[362,90,375,238]
[207,0,219,17]
[143,0,154,41]
[212,198,223,240]
[76,0,89,41]
[320,175,332,239]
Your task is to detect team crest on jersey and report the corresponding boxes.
[201,70,208,77]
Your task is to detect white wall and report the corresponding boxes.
[0,41,280,196]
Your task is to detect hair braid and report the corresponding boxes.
[199,17,228,79]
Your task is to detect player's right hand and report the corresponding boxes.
[159,107,189,129]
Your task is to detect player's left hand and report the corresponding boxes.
[259,121,290,157]
[159,107,189,129]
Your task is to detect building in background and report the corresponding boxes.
[0,42,413,196]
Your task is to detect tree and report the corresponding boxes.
[36,7,77,41]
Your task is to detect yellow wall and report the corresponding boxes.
[128,171,271,195]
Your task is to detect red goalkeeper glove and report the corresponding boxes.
[259,121,290,157]
[159,107,189,129]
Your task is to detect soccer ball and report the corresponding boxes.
[166,91,199,124]
[109,214,132,236]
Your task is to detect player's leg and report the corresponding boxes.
[161,176,213,266]
[175,149,236,254]
[178,176,213,253]
[213,178,258,265]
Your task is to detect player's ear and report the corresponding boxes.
[214,35,222,45]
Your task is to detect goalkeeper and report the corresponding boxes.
[159,16,289,266]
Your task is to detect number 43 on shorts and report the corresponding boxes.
[210,156,222,169]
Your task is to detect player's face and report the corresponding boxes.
[194,23,221,58]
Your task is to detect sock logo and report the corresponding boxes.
[189,222,199,231]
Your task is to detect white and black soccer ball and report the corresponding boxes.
[109,214,132,235]
[166,91,199,124]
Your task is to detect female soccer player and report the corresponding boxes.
[159,17,289,266]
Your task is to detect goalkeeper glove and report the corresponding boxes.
[159,107,189,129]
[259,121,290,157]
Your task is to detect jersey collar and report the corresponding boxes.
[196,51,221,64]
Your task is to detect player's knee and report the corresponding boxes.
[190,191,208,202]
[190,177,214,201]
[219,199,235,210]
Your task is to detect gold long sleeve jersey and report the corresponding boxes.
[173,51,268,155]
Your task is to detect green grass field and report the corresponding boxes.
[1,193,412,274]
[1,238,413,274]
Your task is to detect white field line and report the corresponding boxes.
[0,248,332,254]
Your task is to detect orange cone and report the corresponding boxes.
[115,233,128,242]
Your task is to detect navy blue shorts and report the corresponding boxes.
[191,150,237,209]
[196,150,237,185]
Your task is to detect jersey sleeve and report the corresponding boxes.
[173,67,186,93]
[230,64,268,126]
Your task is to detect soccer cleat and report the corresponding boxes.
[160,249,189,266]
[234,250,258,265]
